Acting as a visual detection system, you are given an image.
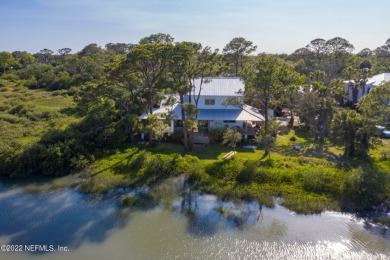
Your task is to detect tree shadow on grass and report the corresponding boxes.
[275,143,341,162]
[91,148,142,176]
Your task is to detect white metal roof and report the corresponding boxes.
[190,77,244,97]
[367,73,390,86]
[140,103,264,121]
[139,103,181,119]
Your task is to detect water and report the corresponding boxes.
[0,175,389,260]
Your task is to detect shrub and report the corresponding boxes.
[302,171,331,194]
[341,167,387,210]
[2,73,20,82]
[142,155,176,184]
[0,113,21,124]
[131,151,151,169]
[281,194,334,214]
[236,160,258,183]
[173,155,201,175]
[206,157,243,181]
[289,135,297,141]
[208,128,225,143]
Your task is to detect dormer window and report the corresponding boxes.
[205,98,215,105]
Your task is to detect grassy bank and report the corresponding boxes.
[82,140,390,215]
[0,78,81,175]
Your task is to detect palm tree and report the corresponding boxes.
[359,68,370,99]
[342,66,357,103]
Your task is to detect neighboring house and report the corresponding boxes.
[344,73,390,102]
[140,77,264,138]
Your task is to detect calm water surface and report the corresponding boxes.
[0,175,389,260]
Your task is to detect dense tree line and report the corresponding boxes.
[0,34,390,178]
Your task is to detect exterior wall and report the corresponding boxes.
[185,95,241,110]
[209,120,243,128]
[344,83,373,102]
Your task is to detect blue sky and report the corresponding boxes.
[1,0,389,54]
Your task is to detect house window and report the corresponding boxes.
[367,88,371,94]
[223,120,236,123]
[205,98,215,105]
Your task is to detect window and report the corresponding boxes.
[223,120,236,123]
[205,98,215,105]
[367,88,370,94]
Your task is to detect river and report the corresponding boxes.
[0,175,389,260]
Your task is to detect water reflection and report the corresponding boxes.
[0,176,389,259]
[0,188,130,253]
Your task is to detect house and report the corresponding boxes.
[140,77,264,139]
[344,73,390,102]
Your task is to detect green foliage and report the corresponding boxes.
[208,128,225,143]
[331,108,376,157]
[131,150,152,169]
[223,37,257,76]
[222,128,242,151]
[255,134,276,158]
[302,171,334,194]
[281,194,335,214]
[242,55,304,135]
[206,157,243,181]
[144,113,171,144]
[340,166,387,210]
[141,155,176,183]
[0,52,16,73]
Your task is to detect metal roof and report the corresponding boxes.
[140,103,264,121]
[345,73,390,86]
[190,77,244,97]
[367,73,390,86]
[197,108,264,121]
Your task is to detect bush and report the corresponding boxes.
[142,155,176,185]
[289,135,297,141]
[2,73,20,82]
[208,128,225,143]
[236,160,259,183]
[302,171,331,194]
[173,155,201,175]
[206,157,243,181]
[131,151,151,169]
[281,194,334,214]
[341,167,387,210]
[0,113,22,124]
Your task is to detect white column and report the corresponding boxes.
[170,120,174,132]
